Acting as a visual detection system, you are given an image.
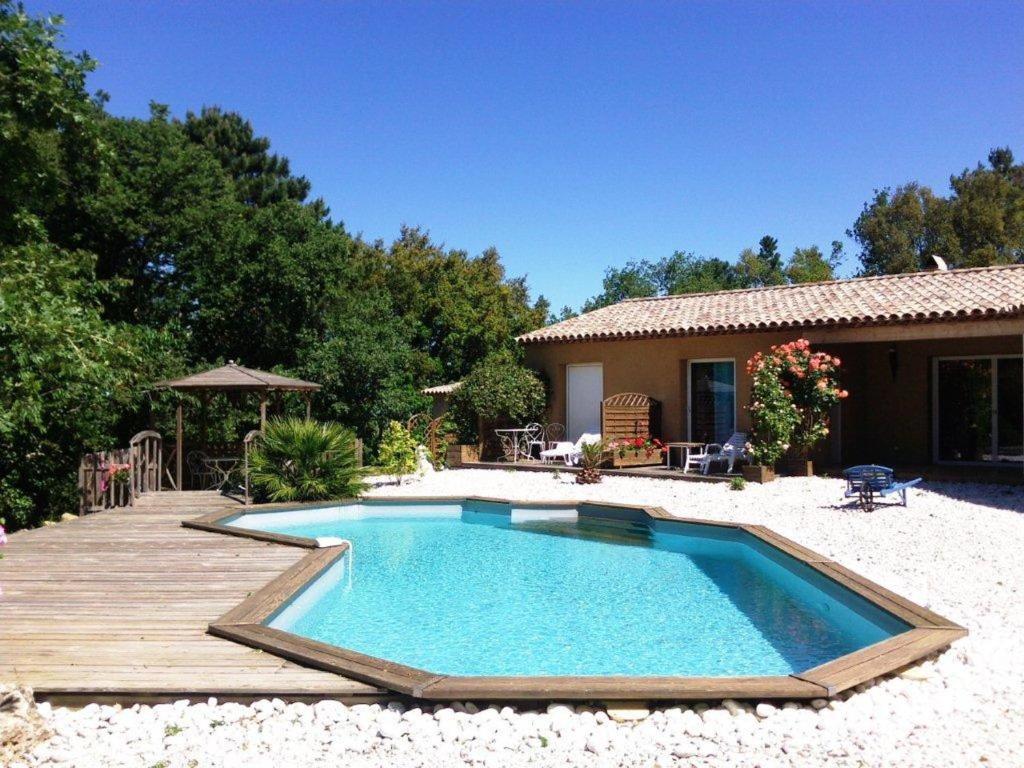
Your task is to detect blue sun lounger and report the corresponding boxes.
[842,465,922,511]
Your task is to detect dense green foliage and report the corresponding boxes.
[448,352,547,442]
[376,421,419,480]
[582,239,843,310]
[0,3,546,528]
[248,418,365,502]
[850,149,1024,275]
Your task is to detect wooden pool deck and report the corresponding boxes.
[0,492,384,705]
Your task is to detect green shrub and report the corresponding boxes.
[449,350,546,442]
[377,420,418,479]
[729,476,746,491]
[249,418,364,502]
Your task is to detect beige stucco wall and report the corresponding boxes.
[523,320,1023,466]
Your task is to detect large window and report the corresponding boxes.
[934,356,1023,464]
[689,360,735,444]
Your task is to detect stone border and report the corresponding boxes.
[187,497,967,702]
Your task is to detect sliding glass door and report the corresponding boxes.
[689,360,735,444]
[934,356,1023,464]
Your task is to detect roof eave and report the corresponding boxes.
[517,309,1024,345]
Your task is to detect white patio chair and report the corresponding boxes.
[541,433,601,466]
[496,432,519,462]
[698,432,748,475]
[543,423,565,449]
[523,422,544,460]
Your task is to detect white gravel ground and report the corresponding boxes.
[13,469,1024,768]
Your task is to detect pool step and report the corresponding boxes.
[514,519,655,548]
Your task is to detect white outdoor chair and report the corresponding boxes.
[543,423,565,449]
[541,433,601,466]
[523,422,544,460]
[698,432,748,475]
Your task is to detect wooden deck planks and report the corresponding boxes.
[0,492,384,703]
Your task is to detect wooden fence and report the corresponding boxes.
[78,431,163,514]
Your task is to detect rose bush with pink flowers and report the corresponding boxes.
[746,339,848,467]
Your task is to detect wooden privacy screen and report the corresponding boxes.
[601,392,662,440]
[601,393,662,467]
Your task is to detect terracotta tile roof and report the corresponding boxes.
[421,382,463,396]
[519,264,1024,344]
[154,363,321,391]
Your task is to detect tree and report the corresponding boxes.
[581,260,661,311]
[0,241,174,529]
[297,280,427,449]
[0,1,103,246]
[65,105,241,327]
[737,235,786,287]
[946,148,1024,266]
[377,421,419,482]
[786,241,843,284]
[448,350,547,442]
[849,148,1024,275]
[183,106,327,216]
[187,201,353,369]
[360,227,548,381]
[582,251,741,311]
[660,252,742,295]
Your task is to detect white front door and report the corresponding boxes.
[566,364,603,441]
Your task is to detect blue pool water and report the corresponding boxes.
[227,500,909,677]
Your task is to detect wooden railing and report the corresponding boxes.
[129,431,162,501]
[78,431,163,514]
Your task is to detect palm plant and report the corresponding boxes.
[249,418,365,502]
[576,438,608,485]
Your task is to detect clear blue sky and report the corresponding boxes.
[35,1,1024,310]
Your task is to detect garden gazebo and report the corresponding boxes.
[154,362,321,490]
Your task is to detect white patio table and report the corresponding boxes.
[202,456,241,490]
[493,428,533,463]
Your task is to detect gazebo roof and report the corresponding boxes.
[154,362,321,392]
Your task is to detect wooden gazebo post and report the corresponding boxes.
[176,399,184,492]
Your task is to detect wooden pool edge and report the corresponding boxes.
[191,496,968,702]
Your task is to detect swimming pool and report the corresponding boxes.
[191,497,964,700]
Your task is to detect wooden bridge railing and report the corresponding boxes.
[78,431,163,514]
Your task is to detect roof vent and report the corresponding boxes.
[930,255,948,271]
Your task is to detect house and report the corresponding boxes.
[519,264,1024,474]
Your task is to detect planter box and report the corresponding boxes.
[447,444,480,467]
[741,465,776,484]
[780,459,814,477]
[610,452,664,468]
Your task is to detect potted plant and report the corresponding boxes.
[576,438,608,485]
[746,340,848,479]
[774,339,847,475]
[613,435,666,467]
[744,349,800,483]
[101,462,131,493]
